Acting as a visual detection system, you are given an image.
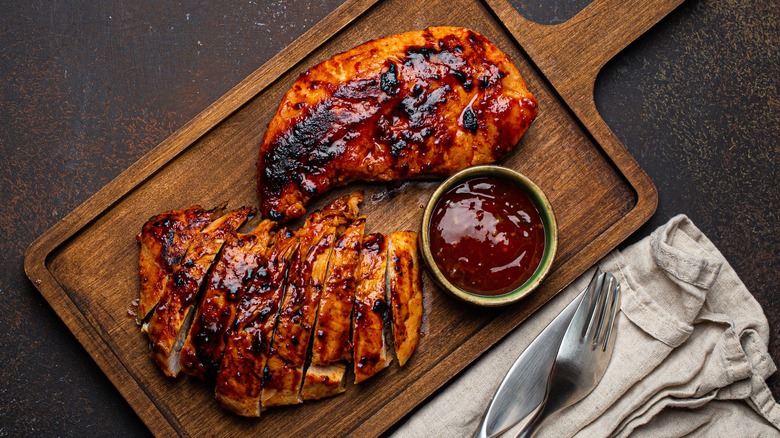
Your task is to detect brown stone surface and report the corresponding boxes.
[1,0,776,435]
[597,0,780,399]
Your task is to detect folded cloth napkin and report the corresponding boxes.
[392,215,780,437]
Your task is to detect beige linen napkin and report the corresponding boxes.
[393,215,780,437]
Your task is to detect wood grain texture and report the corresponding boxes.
[22,0,678,435]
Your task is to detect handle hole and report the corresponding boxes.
[507,0,594,25]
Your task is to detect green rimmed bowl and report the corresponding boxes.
[420,165,558,306]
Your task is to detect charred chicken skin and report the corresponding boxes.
[352,233,391,383]
[215,228,298,417]
[309,217,366,365]
[301,217,366,400]
[261,192,362,406]
[145,207,253,377]
[386,231,423,367]
[257,26,538,222]
[136,205,218,324]
[137,197,425,416]
[179,220,276,380]
[260,223,335,406]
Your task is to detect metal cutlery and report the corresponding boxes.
[474,271,599,438]
[517,272,621,437]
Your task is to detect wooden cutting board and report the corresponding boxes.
[24,0,683,435]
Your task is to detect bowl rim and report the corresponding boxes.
[419,165,558,306]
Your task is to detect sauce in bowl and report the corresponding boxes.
[429,176,545,296]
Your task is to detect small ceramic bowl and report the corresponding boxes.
[420,165,558,306]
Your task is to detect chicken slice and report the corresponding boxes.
[301,217,366,400]
[386,231,423,367]
[215,228,298,417]
[261,225,335,406]
[353,233,391,384]
[179,219,276,380]
[145,207,253,378]
[257,26,538,222]
[136,205,218,324]
[300,363,348,400]
[261,193,361,406]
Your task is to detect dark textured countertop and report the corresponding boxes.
[1,0,777,435]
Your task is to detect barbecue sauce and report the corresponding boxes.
[429,176,545,296]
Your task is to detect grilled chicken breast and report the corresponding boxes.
[301,217,366,400]
[261,193,362,406]
[145,207,252,377]
[257,26,538,222]
[179,220,276,380]
[386,231,423,367]
[215,228,298,417]
[136,205,218,324]
[261,223,335,406]
[353,233,391,383]
[137,197,423,414]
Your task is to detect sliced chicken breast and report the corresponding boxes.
[215,229,298,417]
[353,233,391,384]
[301,217,366,400]
[179,219,276,380]
[261,193,361,406]
[136,205,218,324]
[145,207,252,377]
[386,231,423,367]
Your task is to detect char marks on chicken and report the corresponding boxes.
[179,219,277,381]
[261,193,362,406]
[215,228,298,417]
[137,197,425,416]
[386,231,423,367]
[145,207,253,378]
[259,224,334,406]
[257,26,538,222]
[301,217,366,400]
[352,233,392,383]
[136,205,219,324]
[132,23,538,416]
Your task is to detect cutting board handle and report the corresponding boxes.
[491,0,685,99]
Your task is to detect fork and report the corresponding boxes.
[516,272,621,438]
